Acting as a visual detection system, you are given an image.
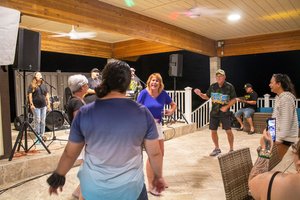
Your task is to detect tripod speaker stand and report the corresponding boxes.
[9,71,51,161]
[42,78,68,148]
[171,76,188,124]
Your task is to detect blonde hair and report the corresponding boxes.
[146,73,164,94]
[30,72,43,92]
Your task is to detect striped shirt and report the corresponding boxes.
[272,91,299,143]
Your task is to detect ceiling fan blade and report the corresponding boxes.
[49,25,97,40]
[49,33,70,38]
[70,32,96,39]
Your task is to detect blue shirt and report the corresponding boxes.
[69,98,158,200]
[137,89,172,123]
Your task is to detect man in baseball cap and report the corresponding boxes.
[235,83,258,134]
[84,67,102,104]
[216,69,226,76]
[194,68,237,156]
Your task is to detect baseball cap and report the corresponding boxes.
[216,69,225,76]
[91,68,100,73]
[244,83,253,89]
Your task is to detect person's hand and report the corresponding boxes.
[152,177,166,194]
[49,186,63,196]
[47,172,65,196]
[164,109,173,116]
[30,104,35,111]
[236,98,241,102]
[194,88,201,96]
[220,105,228,112]
[260,129,273,150]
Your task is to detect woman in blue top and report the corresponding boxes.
[137,73,176,195]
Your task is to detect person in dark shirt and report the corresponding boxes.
[194,69,237,156]
[66,74,89,199]
[84,68,102,104]
[126,67,142,100]
[235,83,258,134]
[27,72,51,142]
[66,74,88,123]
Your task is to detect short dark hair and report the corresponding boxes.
[95,60,131,98]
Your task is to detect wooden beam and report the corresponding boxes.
[41,32,112,58]
[217,30,300,57]
[113,39,180,59]
[0,0,216,56]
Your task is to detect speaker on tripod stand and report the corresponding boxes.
[9,28,51,161]
[168,54,188,124]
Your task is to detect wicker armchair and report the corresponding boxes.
[218,148,253,200]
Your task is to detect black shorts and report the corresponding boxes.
[209,111,232,130]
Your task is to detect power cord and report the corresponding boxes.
[0,164,79,195]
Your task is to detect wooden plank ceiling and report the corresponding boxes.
[0,0,300,58]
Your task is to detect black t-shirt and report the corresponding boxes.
[28,84,48,108]
[67,96,85,123]
[243,91,258,110]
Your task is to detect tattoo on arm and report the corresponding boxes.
[249,157,270,181]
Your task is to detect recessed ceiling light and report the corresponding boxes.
[227,14,241,21]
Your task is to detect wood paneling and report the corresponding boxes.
[41,32,112,58]
[217,30,300,56]
[0,0,216,56]
[113,39,180,59]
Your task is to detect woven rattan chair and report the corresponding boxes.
[268,144,282,171]
[218,148,253,200]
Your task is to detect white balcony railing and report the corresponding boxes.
[166,90,300,130]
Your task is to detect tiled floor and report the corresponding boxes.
[0,127,295,200]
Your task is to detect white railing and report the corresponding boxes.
[165,90,300,130]
[191,99,211,129]
[165,87,192,123]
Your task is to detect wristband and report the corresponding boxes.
[258,148,271,159]
[47,172,66,189]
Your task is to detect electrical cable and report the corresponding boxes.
[0,165,79,195]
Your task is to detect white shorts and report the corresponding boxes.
[155,122,164,140]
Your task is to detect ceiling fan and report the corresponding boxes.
[170,6,227,20]
[50,25,97,40]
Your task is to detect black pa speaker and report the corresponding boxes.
[14,28,41,71]
[168,54,183,77]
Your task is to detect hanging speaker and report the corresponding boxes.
[13,28,41,71]
[168,54,183,77]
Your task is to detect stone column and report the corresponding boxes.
[209,57,221,84]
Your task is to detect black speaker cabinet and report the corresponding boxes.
[169,54,183,77]
[14,28,41,71]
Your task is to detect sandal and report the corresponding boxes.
[248,130,255,135]
[149,188,161,196]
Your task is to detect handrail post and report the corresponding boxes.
[184,87,192,123]
[264,94,270,107]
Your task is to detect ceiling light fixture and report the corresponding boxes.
[227,13,241,21]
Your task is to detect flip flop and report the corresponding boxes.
[149,188,161,196]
